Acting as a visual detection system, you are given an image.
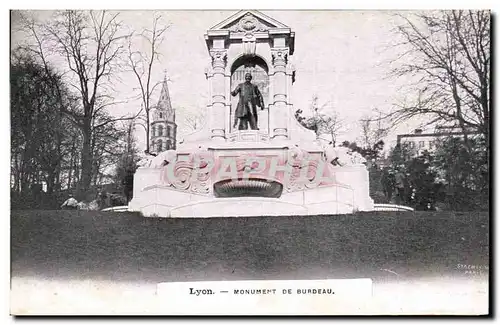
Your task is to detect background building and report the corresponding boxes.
[397,125,481,157]
[150,73,177,153]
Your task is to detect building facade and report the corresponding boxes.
[150,74,177,153]
[397,126,481,157]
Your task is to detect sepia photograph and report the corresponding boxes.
[9,7,490,315]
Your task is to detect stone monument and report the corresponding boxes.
[129,10,375,217]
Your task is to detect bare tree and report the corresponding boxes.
[90,111,124,185]
[16,10,134,198]
[360,112,388,149]
[182,109,207,133]
[316,113,344,147]
[61,125,82,191]
[387,10,490,148]
[113,120,141,203]
[127,13,169,154]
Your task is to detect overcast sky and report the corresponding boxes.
[12,10,426,149]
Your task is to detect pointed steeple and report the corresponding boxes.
[149,70,177,153]
[157,70,173,112]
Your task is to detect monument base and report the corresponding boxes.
[128,183,361,218]
[129,164,374,218]
[129,131,375,218]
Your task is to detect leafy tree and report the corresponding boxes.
[388,143,414,169]
[341,140,385,163]
[432,136,488,211]
[386,147,445,209]
[405,151,445,210]
[10,52,86,209]
[11,53,68,194]
[385,135,487,211]
[341,140,386,202]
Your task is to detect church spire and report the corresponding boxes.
[149,70,177,153]
[157,70,173,112]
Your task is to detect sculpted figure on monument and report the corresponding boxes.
[138,150,177,168]
[321,142,367,167]
[231,73,265,130]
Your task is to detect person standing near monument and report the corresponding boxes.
[394,168,406,205]
[231,73,265,130]
[381,167,396,203]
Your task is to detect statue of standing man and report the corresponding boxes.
[231,73,265,130]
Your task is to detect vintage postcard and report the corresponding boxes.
[10,9,489,315]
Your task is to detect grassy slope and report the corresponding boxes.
[11,210,489,283]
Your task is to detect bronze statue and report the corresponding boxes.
[231,73,265,130]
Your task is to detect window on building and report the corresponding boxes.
[158,125,164,136]
[166,140,172,150]
[409,141,415,149]
[157,140,163,152]
[429,140,435,149]
[419,141,425,148]
[167,125,171,138]
[159,112,163,119]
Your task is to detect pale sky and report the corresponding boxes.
[118,10,415,147]
[11,10,429,150]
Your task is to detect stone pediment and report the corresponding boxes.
[205,10,295,54]
[209,10,290,33]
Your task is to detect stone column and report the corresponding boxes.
[286,62,296,104]
[209,49,228,141]
[270,48,289,140]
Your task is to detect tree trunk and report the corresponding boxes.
[92,149,101,187]
[67,157,73,191]
[54,165,61,192]
[20,153,31,194]
[450,80,472,153]
[79,125,93,200]
[67,135,78,190]
[73,147,80,189]
[53,116,63,193]
[46,172,55,194]
[13,152,20,193]
[146,112,150,153]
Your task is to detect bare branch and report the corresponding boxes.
[386,10,489,144]
[125,12,170,152]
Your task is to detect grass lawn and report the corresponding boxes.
[11,210,489,284]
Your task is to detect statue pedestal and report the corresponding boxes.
[129,132,374,218]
